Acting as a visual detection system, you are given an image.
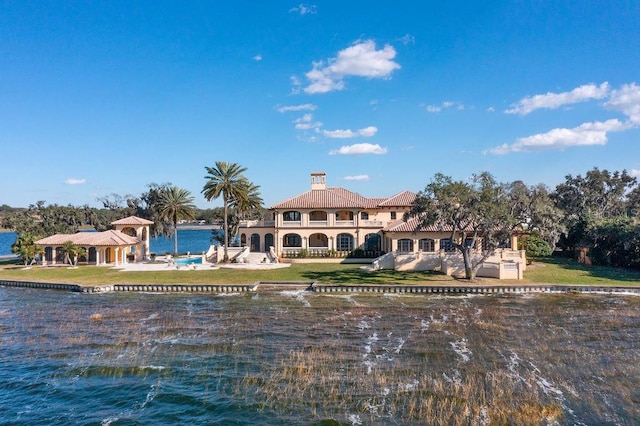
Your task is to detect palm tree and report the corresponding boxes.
[157,186,197,255]
[11,233,43,266]
[60,240,86,266]
[202,161,249,262]
[228,180,264,240]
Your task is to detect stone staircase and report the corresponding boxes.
[245,252,273,264]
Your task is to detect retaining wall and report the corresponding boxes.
[2,280,640,295]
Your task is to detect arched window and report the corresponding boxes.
[336,233,354,251]
[283,211,301,221]
[397,239,413,253]
[419,238,435,252]
[283,233,302,247]
[309,233,328,248]
[335,210,354,221]
[364,233,381,251]
[309,210,327,221]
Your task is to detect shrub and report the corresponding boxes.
[524,235,552,260]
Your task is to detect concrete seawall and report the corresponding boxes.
[2,279,640,295]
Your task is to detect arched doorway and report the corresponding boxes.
[265,233,274,250]
[250,233,261,251]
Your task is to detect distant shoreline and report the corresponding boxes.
[177,224,221,230]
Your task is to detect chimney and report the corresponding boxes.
[311,172,326,190]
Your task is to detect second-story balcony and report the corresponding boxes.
[335,220,355,227]
[240,220,276,228]
[309,220,328,227]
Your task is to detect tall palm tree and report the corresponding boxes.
[202,161,249,262]
[157,186,197,255]
[228,180,264,244]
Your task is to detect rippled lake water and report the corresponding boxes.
[1,288,638,425]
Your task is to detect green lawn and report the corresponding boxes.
[1,257,639,286]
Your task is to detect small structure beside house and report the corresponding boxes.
[35,216,153,266]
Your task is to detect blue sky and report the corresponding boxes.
[1,1,639,209]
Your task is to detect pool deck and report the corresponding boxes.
[114,261,290,272]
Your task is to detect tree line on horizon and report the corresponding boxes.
[2,165,640,274]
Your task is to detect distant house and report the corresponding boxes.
[36,216,153,266]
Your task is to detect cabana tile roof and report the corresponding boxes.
[270,188,416,210]
[36,230,140,247]
[111,216,154,226]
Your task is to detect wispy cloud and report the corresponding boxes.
[398,34,415,45]
[505,82,610,115]
[488,119,627,155]
[329,143,388,155]
[289,3,317,15]
[489,82,640,155]
[604,82,640,123]
[277,103,317,113]
[343,175,370,181]
[304,40,400,94]
[323,126,377,138]
[65,178,86,185]
[253,54,262,61]
[293,113,322,130]
[425,101,464,113]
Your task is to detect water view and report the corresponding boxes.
[1,288,638,425]
[0,229,219,258]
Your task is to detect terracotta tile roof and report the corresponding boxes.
[36,230,140,247]
[270,188,370,209]
[111,216,154,226]
[378,190,416,207]
[270,188,416,210]
[384,216,456,232]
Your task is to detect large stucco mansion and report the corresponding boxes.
[239,172,526,279]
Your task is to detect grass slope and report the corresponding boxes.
[0,257,639,287]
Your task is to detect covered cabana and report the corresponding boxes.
[36,230,141,266]
[35,215,154,266]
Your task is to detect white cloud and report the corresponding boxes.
[289,3,317,15]
[293,113,322,130]
[304,40,400,94]
[631,169,640,177]
[398,34,415,45]
[65,178,86,185]
[323,126,378,138]
[277,103,317,113]
[505,82,610,115]
[329,143,388,155]
[253,54,262,61]
[358,126,378,137]
[425,101,464,113]
[343,175,370,181]
[488,119,627,155]
[604,82,640,123]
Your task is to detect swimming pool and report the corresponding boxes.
[173,257,203,265]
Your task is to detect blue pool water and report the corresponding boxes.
[173,257,203,265]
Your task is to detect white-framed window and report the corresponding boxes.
[419,238,435,252]
[336,233,354,251]
[397,239,413,253]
